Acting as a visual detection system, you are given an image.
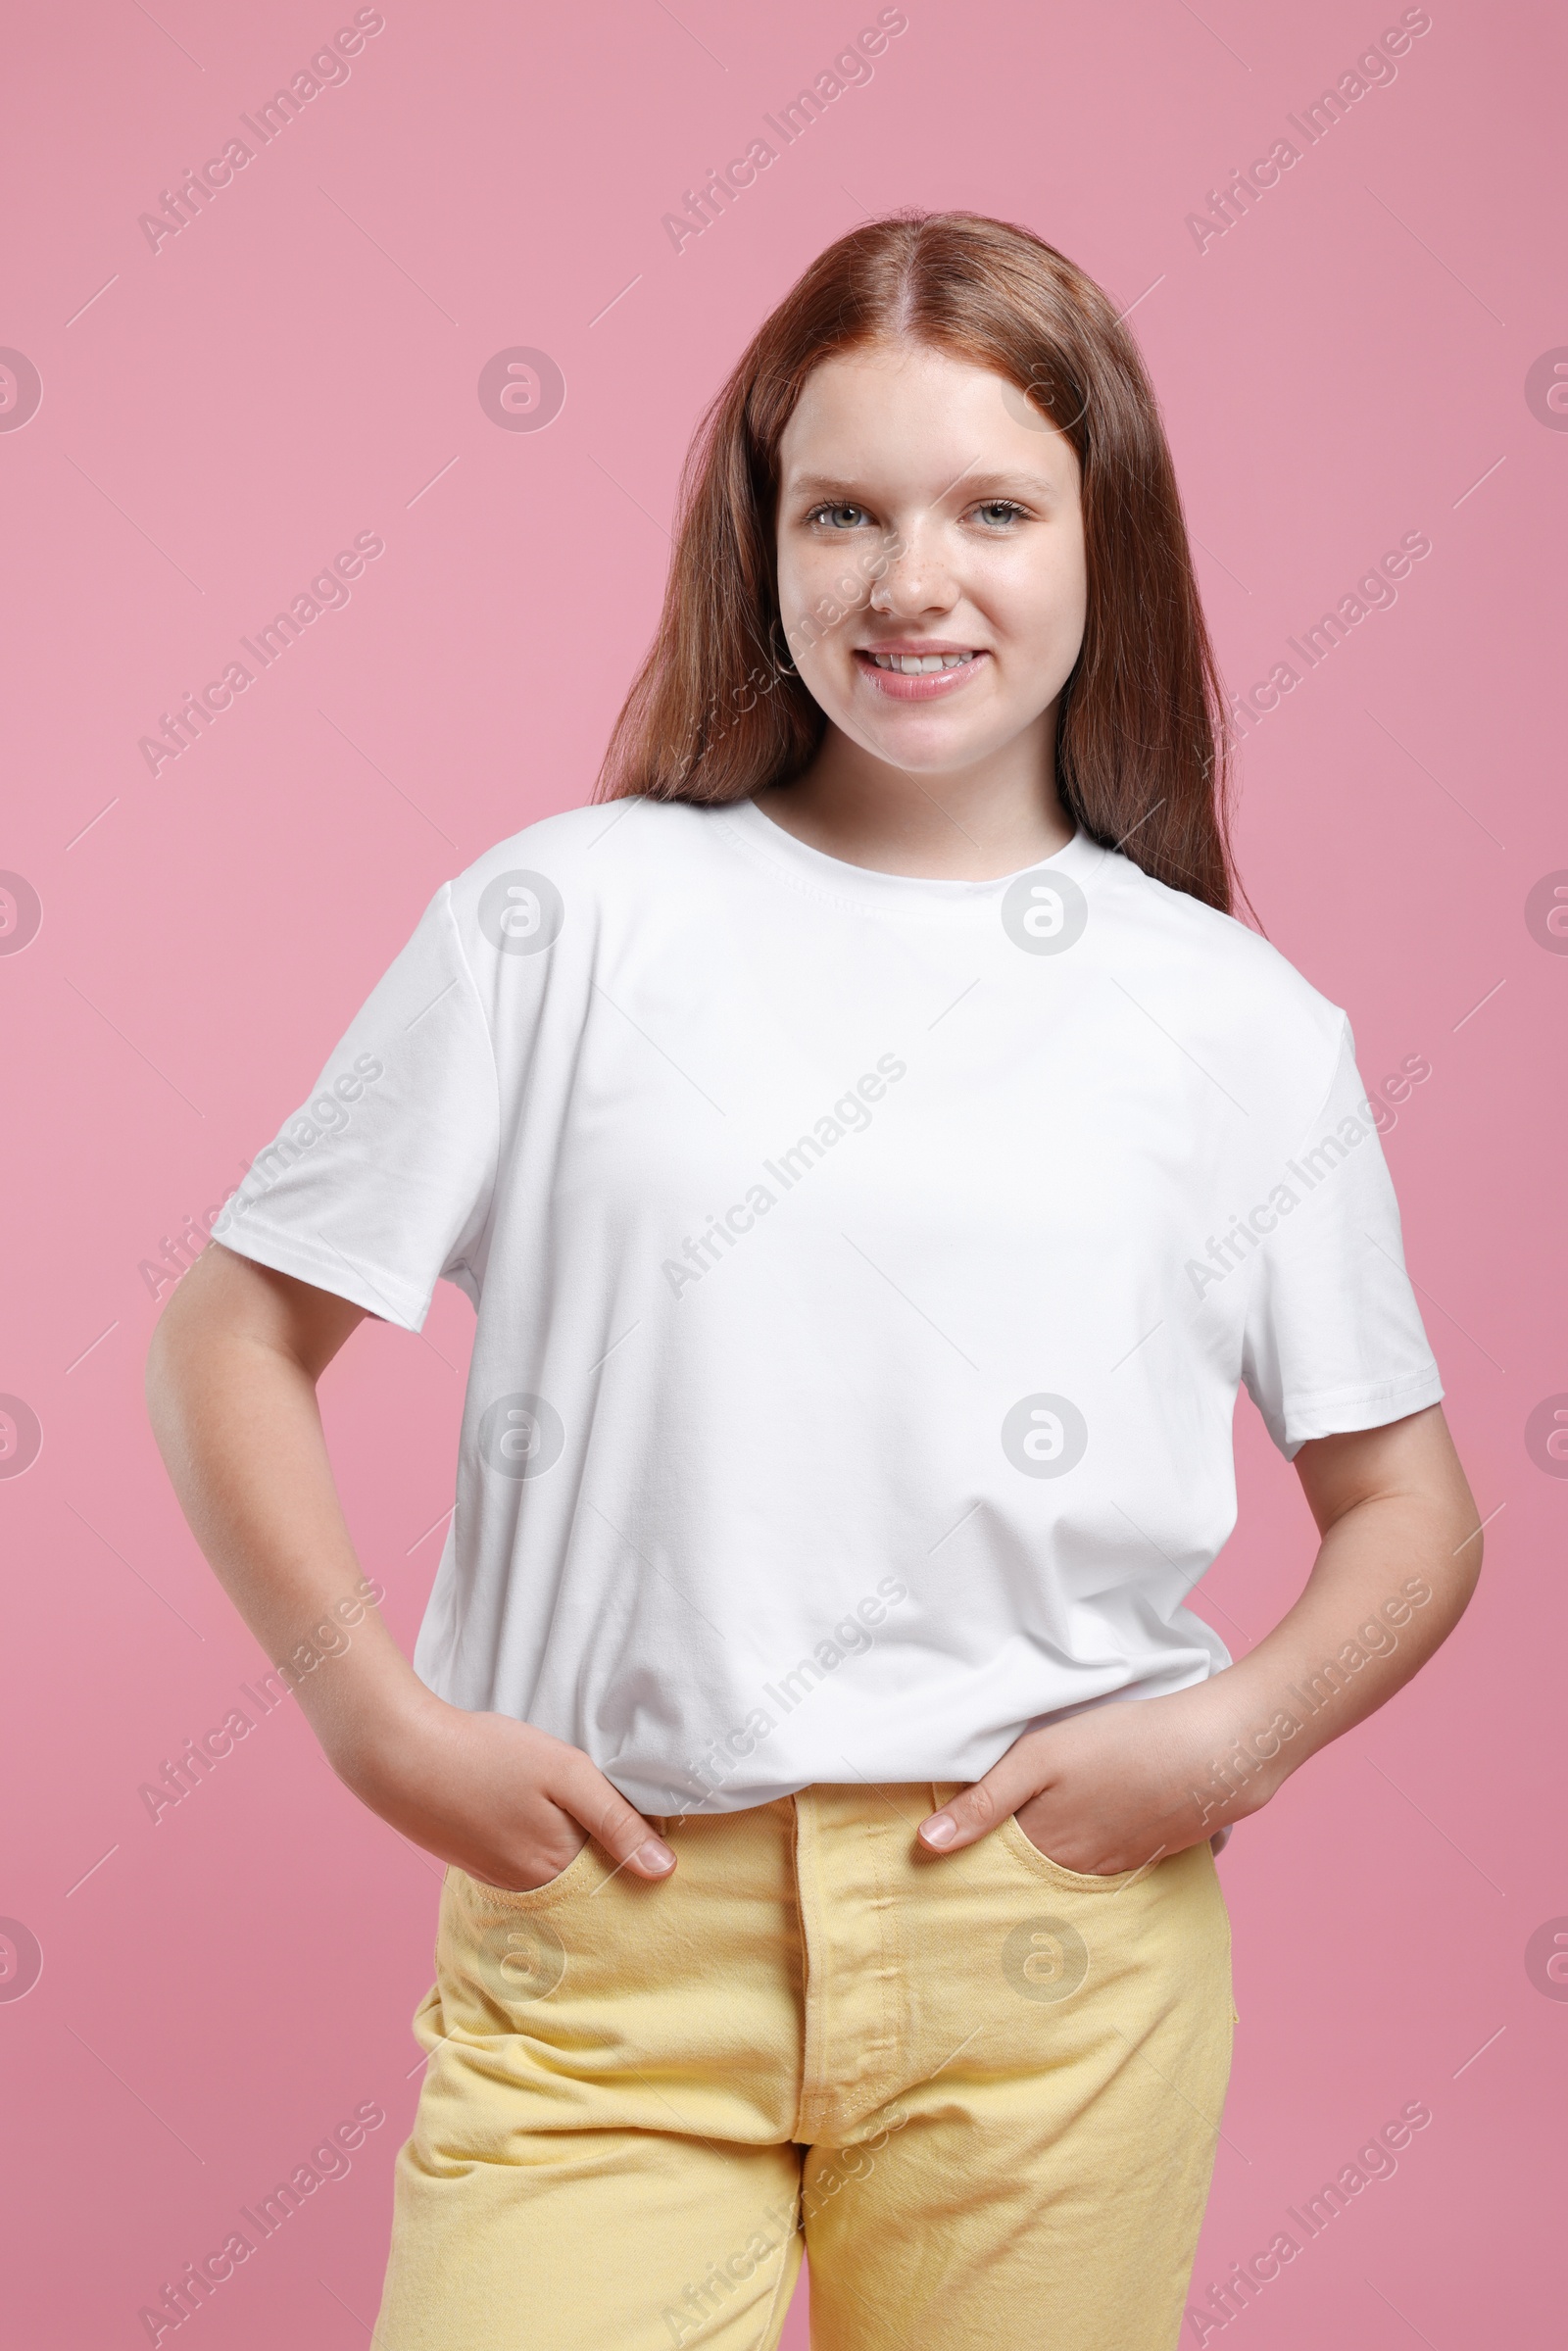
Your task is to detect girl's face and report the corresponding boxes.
[774,340,1088,779]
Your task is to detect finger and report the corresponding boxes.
[554,1753,676,1880]
[919,1752,1047,1854]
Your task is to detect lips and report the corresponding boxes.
[853,645,989,703]
[867,649,976,674]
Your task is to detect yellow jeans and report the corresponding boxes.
[373,1783,1235,2350]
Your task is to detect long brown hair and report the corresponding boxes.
[594,209,1242,914]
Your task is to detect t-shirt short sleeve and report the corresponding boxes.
[211,883,499,1331]
[1240,1018,1444,1458]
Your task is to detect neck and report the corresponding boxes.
[755,716,1073,881]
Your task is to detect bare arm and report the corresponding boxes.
[145,1242,676,1886]
[917,1403,1483,1870]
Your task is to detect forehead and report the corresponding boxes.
[777,339,1077,495]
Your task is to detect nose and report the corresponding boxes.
[868,517,958,618]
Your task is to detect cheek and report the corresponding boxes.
[777,543,870,701]
[774,538,808,632]
[1044,516,1090,639]
[986,534,1088,686]
[792,627,857,720]
[780,532,857,616]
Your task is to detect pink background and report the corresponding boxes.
[2,1,1564,2343]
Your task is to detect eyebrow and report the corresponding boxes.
[784,468,1057,502]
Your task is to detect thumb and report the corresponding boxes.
[554,1751,677,1882]
[918,1751,1044,1856]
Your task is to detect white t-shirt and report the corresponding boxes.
[212,798,1443,1814]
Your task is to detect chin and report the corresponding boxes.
[858,719,1006,769]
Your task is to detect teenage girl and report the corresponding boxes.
[148,212,1480,2351]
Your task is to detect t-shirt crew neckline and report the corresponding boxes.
[715,796,1110,915]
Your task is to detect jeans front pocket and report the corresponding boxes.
[444,1840,604,2021]
[999,1812,1139,1892]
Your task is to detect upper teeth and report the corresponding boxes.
[870,651,975,673]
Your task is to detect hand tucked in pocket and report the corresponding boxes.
[331,1695,679,1891]
[917,1685,1273,1874]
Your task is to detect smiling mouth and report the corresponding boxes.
[853,646,989,700]
[866,649,978,673]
